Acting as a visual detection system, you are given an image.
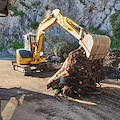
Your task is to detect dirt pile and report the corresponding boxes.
[47,46,105,97]
[103,50,120,79]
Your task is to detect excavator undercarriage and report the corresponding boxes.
[12,61,54,76]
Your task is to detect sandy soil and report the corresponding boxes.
[0,58,120,120]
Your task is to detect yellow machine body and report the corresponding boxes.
[16,49,32,64]
[16,49,46,65]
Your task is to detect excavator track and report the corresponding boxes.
[13,63,32,76]
[13,62,55,76]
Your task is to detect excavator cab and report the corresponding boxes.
[23,33,36,53]
[23,33,44,57]
[16,34,36,65]
[16,33,45,65]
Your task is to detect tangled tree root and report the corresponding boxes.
[47,46,105,98]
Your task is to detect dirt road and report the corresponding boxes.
[0,58,120,120]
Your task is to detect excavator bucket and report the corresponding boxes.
[79,34,111,60]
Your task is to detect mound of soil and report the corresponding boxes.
[103,50,120,79]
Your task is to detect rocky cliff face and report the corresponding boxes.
[0,0,120,56]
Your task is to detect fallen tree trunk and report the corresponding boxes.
[47,46,105,97]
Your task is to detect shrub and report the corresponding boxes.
[88,27,106,35]
[54,41,71,61]
[19,1,27,7]
[111,15,120,40]
[110,10,120,28]
[88,27,120,49]
[9,3,25,17]
[10,42,24,50]
[0,45,5,52]
[45,5,49,10]
[31,1,40,7]
[29,21,39,29]
[19,1,32,10]
[110,11,120,50]
[54,40,79,61]
[70,41,79,51]
[79,0,86,5]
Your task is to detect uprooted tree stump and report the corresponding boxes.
[47,46,105,97]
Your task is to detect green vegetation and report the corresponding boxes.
[0,45,5,52]
[114,90,118,93]
[110,10,120,50]
[0,41,23,52]
[45,5,49,10]
[10,42,24,50]
[54,41,71,60]
[29,21,39,29]
[54,40,79,61]
[112,15,120,40]
[19,1,27,7]
[70,41,79,51]
[9,3,17,12]
[9,3,25,17]
[19,1,32,10]
[88,27,120,50]
[18,11,25,17]
[110,10,120,28]
[79,0,86,5]
[20,0,40,9]
[0,39,11,52]
[88,27,107,35]
[31,1,40,7]
[45,33,79,60]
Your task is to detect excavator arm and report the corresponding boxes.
[33,9,111,63]
[31,16,57,64]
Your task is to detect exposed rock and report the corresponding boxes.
[115,1,120,10]
[7,48,16,56]
[0,50,10,57]
[0,0,119,55]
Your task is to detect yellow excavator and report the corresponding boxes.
[12,9,111,75]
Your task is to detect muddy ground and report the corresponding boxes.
[0,58,120,120]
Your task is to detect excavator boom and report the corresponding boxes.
[35,9,111,61]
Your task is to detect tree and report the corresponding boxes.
[110,11,120,50]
